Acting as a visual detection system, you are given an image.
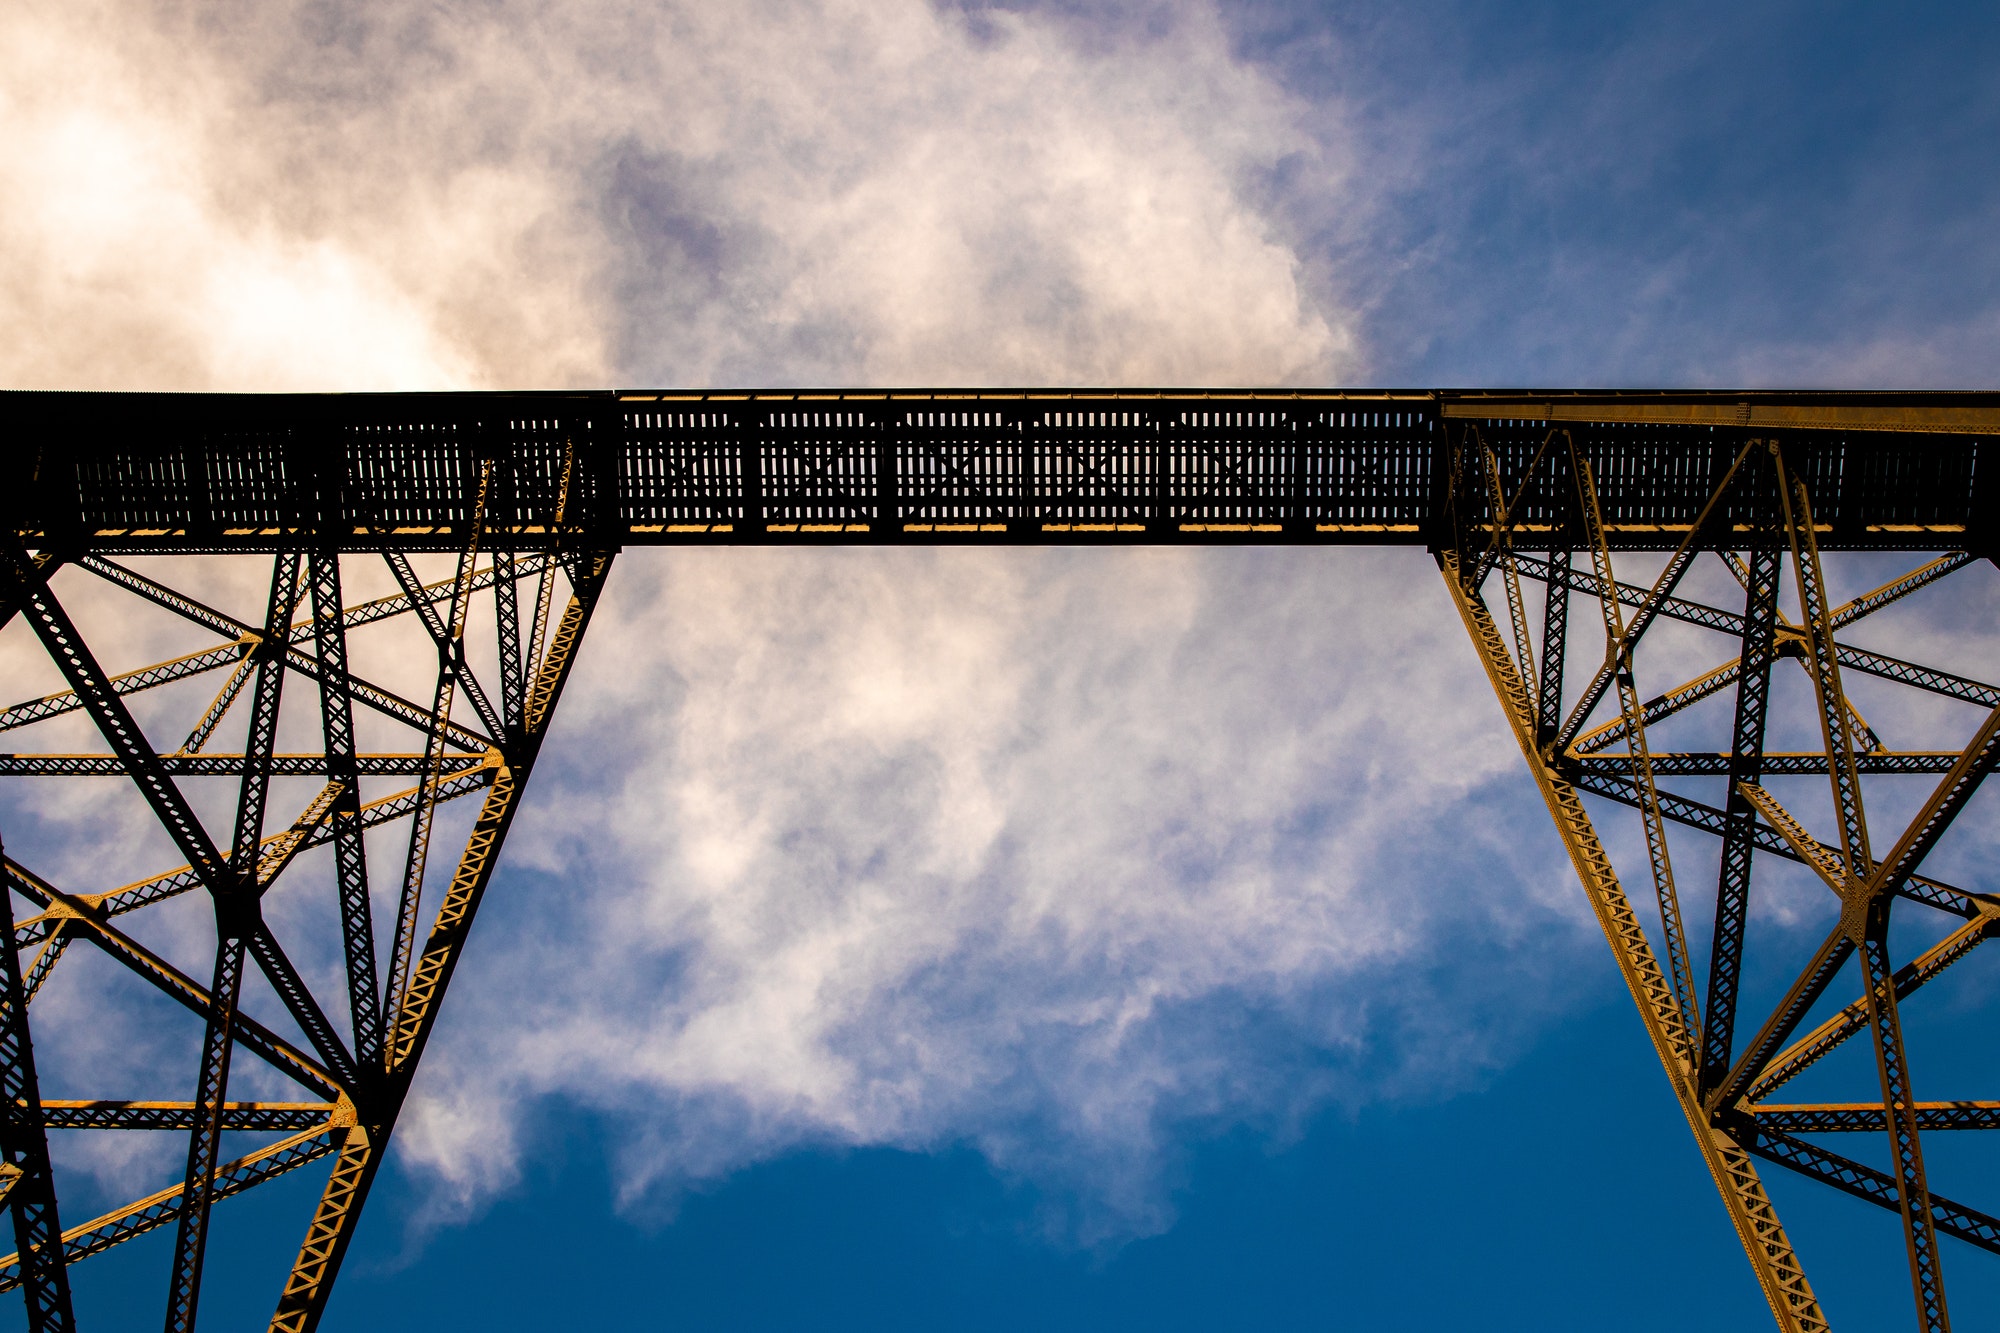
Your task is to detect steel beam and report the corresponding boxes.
[1447,419,1996,1331]
[4,389,1993,552]
[0,388,1992,1330]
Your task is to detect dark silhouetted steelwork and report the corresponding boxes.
[0,388,1993,1331]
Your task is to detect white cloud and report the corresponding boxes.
[0,0,1572,1248]
[0,0,1356,391]
[397,548,1587,1240]
[0,5,486,391]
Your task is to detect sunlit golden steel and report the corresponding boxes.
[1,389,1993,1331]
[1445,415,1995,1333]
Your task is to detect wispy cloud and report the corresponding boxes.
[1248,1,2000,387]
[27,0,1996,1263]
[0,0,1461,1241]
[1,0,1357,390]
[395,548,1590,1241]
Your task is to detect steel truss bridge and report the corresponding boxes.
[0,387,1994,1332]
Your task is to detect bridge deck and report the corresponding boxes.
[3,389,1993,553]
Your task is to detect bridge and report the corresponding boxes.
[0,388,1993,1331]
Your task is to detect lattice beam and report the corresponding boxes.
[0,421,616,1330]
[1445,419,1996,1331]
[0,389,1992,1330]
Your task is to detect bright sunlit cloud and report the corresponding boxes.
[393,549,1587,1239]
[0,0,1356,391]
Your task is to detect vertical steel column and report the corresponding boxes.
[1698,485,1782,1098]
[0,835,73,1333]
[268,549,614,1333]
[163,935,246,1333]
[309,551,384,1071]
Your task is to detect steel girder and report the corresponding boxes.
[0,390,1994,1330]
[3,389,1996,553]
[1442,424,1997,1332]
[0,442,612,1330]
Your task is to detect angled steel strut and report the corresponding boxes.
[1440,411,1998,1333]
[0,416,613,1331]
[0,387,1993,1330]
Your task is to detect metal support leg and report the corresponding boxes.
[0,836,73,1333]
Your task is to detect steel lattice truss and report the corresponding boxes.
[1440,429,1996,1333]
[0,389,1993,1331]
[0,442,612,1331]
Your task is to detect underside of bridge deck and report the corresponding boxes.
[0,388,1992,1331]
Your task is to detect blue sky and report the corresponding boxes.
[2,0,1998,1329]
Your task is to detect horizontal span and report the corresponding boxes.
[1,389,1993,552]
